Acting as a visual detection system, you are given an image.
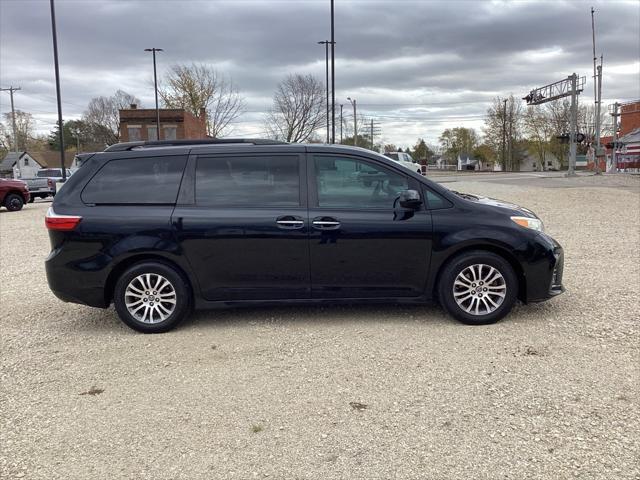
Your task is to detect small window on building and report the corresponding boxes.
[127,126,142,141]
[164,126,177,140]
[147,126,158,140]
[24,157,29,166]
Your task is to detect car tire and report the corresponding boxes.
[113,261,192,333]
[4,193,24,212]
[438,250,518,325]
[28,196,35,203]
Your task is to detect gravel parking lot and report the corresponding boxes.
[1,174,639,479]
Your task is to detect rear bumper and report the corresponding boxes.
[45,248,109,308]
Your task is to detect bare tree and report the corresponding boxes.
[483,95,523,171]
[159,63,245,138]
[523,106,555,171]
[0,110,35,151]
[265,74,326,143]
[83,90,140,144]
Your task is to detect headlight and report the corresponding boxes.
[511,216,544,232]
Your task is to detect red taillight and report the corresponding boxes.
[48,178,54,188]
[45,207,82,231]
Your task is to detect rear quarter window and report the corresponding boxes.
[81,155,187,205]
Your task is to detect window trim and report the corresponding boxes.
[308,153,420,211]
[185,153,307,209]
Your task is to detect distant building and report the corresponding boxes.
[599,100,640,170]
[119,104,208,142]
[0,152,39,178]
[0,151,79,179]
[519,150,561,171]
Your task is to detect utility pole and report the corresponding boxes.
[568,73,578,176]
[502,99,507,171]
[347,97,357,146]
[145,48,163,140]
[0,86,21,153]
[370,119,374,150]
[330,0,336,144]
[49,0,66,182]
[609,102,620,173]
[0,86,22,178]
[591,7,602,174]
[594,59,603,172]
[339,104,343,144]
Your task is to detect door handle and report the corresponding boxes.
[312,217,341,230]
[276,216,304,229]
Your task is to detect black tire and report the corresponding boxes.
[28,195,35,203]
[113,261,192,333]
[437,250,518,325]
[4,193,24,212]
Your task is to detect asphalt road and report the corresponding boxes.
[1,174,639,479]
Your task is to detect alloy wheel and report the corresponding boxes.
[124,273,177,324]
[452,264,507,316]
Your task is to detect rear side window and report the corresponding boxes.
[82,155,186,204]
[195,155,300,207]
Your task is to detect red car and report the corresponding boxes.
[0,178,30,211]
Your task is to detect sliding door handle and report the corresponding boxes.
[312,217,341,230]
[276,216,304,229]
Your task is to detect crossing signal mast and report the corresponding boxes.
[523,74,586,176]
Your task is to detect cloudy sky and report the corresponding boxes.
[1,0,638,148]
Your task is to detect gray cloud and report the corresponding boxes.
[1,0,638,147]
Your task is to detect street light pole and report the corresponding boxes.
[318,41,330,143]
[347,97,357,146]
[49,0,66,182]
[330,0,336,143]
[145,48,163,140]
[339,104,343,143]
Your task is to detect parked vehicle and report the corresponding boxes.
[22,168,72,202]
[0,178,30,211]
[45,139,564,333]
[385,151,423,174]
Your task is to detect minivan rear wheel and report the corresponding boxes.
[438,251,517,325]
[114,261,191,333]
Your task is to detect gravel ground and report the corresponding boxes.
[1,174,639,479]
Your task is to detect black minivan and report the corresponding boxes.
[45,139,564,333]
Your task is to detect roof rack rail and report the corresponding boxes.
[104,138,288,152]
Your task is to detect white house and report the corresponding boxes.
[0,152,42,179]
[519,150,561,171]
[0,151,80,179]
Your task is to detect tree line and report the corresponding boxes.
[0,63,609,172]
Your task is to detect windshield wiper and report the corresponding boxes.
[451,190,479,200]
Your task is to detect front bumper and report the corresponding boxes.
[525,233,565,302]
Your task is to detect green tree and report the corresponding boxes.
[438,127,479,163]
[411,138,434,161]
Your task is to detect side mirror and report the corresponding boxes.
[398,189,422,209]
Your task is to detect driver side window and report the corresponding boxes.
[314,155,408,208]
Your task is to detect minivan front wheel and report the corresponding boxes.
[114,261,191,333]
[438,251,517,325]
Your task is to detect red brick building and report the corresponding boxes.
[119,104,208,142]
